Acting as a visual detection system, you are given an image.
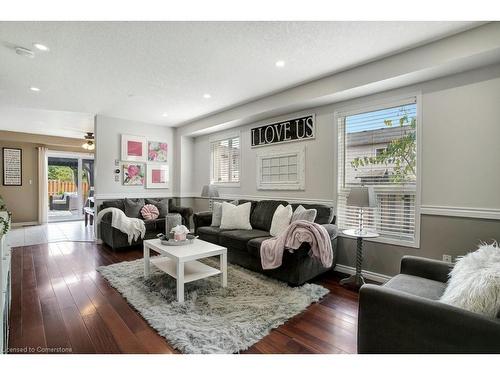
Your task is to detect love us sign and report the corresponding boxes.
[251,114,315,147]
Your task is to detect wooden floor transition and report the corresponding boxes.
[8,242,359,354]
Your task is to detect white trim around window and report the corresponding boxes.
[333,92,422,248]
[209,130,241,187]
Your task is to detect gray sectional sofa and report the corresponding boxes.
[193,199,338,286]
[99,198,193,250]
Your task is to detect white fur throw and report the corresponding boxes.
[440,242,500,318]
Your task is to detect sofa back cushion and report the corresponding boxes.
[124,198,145,218]
[101,199,125,212]
[291,203,334,224]
[250,200,289,231]
[145,198,170,217]
[237,199,257,215]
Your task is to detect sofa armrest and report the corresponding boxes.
[100,212,113,224]
[169,204,193,226]
[321,224,338,240]
[400,256,453,283]
[193,211,213,234]
[358,284,500,353]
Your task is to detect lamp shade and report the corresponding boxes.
[347,187,376,208]
[201,184,219,198]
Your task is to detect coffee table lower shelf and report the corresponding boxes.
[150,257,221,283]
[143,238,227,303]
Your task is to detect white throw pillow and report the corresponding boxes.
[269,204,293,237]
[440,243,500,318]
[220,202,252,230]
[211,200,238,226]
[291,205,317,223]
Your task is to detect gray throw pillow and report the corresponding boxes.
[211,200,238,227]
[145,198,169,217]
[291,205,317,223]
[124,198,145,218]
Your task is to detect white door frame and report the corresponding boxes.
[46,150,94,218]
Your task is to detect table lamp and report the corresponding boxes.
[201,184,219,210]
[347,186,376,235]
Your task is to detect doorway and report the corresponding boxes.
[47,151,94,223]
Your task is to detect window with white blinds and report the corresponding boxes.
[336,98,419,246]
[210,135,240,185]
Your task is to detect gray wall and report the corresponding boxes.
[187,64,500,277]
[94,115,175,200]
[340,215,500,276]
[191,108,335,201]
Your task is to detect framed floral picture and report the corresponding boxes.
[121,134,147,162]
[123,163,145,186]
[148,141,168,162]
[146,164,169,189]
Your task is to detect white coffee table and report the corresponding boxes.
[143,238,227,303]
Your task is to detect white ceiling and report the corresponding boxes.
[0,21,482,137]
[0,107,93,138]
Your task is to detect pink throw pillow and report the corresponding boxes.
[141,204,159,220]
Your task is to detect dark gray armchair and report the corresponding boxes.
[358,256,500,354]
[49,194,70,210]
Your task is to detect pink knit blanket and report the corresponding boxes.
[260,220,333,270]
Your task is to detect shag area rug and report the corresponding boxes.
[97,257,328,354]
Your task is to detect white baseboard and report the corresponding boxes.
[334,264,391,284]
[11,221,38,228]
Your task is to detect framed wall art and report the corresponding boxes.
[146,164,169,189]
[121,134,147,162]
[148,141,168,162]
[2,147,22,186]
[122,163,145,186]
[256,146,305,191]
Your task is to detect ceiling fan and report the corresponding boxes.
[82,132,95,150]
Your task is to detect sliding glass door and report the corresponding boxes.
[47,152,94,222]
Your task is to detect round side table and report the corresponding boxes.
[340,229,379,289]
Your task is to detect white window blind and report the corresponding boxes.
[337,99,419,245]
[210,136,240,184]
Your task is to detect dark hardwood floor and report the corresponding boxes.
[8,242,359,354]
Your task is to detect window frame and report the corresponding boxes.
[209,130,241,187]
[256,145,306,191]
[333,93,422,248]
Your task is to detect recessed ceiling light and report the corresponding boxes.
[30,87,40,92]
[15,47,35,58]
[275,60,285,68]
[162,112,168,117]
[203,93,211,99]
[33,43,49,51]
